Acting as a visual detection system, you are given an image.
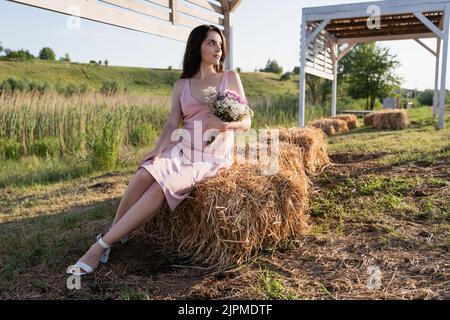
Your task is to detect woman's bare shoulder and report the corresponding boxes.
[172,78,186,96]
[228,70,242,85]
[227,70,245,98]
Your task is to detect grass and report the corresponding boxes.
[0,105,448,299]
[0,59,300,96]
[257,268,298,300]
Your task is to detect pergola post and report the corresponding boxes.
[331,43,338,117]
[299,14,307,128]
[221,0,232,70]
[439,3,450,129]
[299,17,331,127]
[433,37,441,117]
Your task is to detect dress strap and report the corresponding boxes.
[220,70,229,92]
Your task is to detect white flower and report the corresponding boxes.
[202,86,218,105]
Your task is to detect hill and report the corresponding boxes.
[0,59,299,96]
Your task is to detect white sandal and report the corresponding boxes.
[98,227,129,264]
[66,235,111,276]
[98,233,111,264]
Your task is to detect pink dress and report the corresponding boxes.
[138,70,234,212]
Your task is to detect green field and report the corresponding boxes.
[0,59,300,96]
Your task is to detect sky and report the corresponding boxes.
[0,0,446,90]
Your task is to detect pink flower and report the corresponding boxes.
[224,89,247,104]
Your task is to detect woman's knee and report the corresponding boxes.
[135,168,155,185]
[144,181,165,203]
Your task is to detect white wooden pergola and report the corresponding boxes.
[7,0,242,70]
[299,0,450,129]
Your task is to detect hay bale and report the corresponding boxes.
[308,119,336,136]
[308,118,349,136]
[277,126,331,175]
[332,114,358,129]
[363,113,376,126]
[146,144,310,271]
[372,110,409,130]
[331,118,350,133]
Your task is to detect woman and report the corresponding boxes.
[67,24,251,276]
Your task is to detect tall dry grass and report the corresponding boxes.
[0,91,171,164]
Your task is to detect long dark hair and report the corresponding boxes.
[180,25,227,79]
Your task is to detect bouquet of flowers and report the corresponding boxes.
[202,87,254,122]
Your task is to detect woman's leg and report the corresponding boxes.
[103,182,165,244]
[73,182,166,271]
[110,168,156,228]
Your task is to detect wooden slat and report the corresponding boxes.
[334,24,433,36]
[327,11,442,27]
[145,0,170,8]
[305,65,334,81]
[222,0,230,48]
[100,0,223,28]
[178,1,224,25]
[306,57,333,70]
[307,45,332,58]
[335,27,432,39]
[8,0,190,41]
[306,61,333,73]
[338,32,436,44]
[306,49,332,62]
[185,0,224,15]
[326,17,442,31]
[307,42,331,53]
[330,22,439,36]
[169,0,178,25]
[177,12,223,29]
[230,0,242,13]
[100,0,170,21]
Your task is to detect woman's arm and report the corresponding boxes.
[225,116,251,131]
[153,79,184,150]
[225,70,252,131]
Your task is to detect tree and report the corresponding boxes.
[418,89,434,106]
[260,59,283,74]
[305,74,331,107]
[59,53,70,62]
[104,59,109,67]
[339,43,401,110]
[5,49,34,60]
[0,42,3,54]
[98,60,102,65]
[280,71,293,81]
[292,66,300,81]
[39,47,56,60]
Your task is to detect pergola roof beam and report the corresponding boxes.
[414,11,444,38]
[414,38,437,56]
[306,18,331,46]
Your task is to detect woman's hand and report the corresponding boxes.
[137,146,163,169]
[205,113,228,132]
